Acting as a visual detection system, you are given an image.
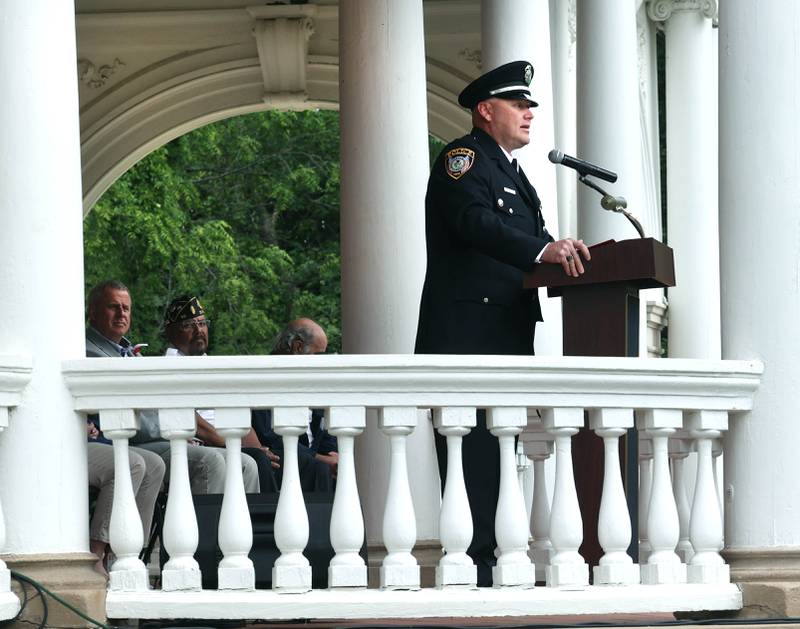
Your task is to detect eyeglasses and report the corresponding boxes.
[177,319,210,331]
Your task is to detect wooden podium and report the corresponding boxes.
[524,237,675,568]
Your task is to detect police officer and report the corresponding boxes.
[415,60,590,586]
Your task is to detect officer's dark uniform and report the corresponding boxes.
[414,61,554,586]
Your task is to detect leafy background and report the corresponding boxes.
[84,110,446,355]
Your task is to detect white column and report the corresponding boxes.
[0,0,87,557]
[483,0,563,357]
[719,0,800,593]
[549,0,578,240]
[638,437,653,563]
[576,0,646,243]
[648,0,720,359]
[339,0,437,551]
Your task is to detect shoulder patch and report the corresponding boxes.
[445,147,476,180]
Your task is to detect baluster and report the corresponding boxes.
[686,411,730,584]
[160,408,202,591]
[433,406,477,588]
[590,408,640,585]
[517,442,534,526]
[542,408,588,587]
[713,438,724,536]
[638,410,686,584]
[526,440,553,583]
[379,406,420,590]
[638,437,653,563]
[670,437,693,563]
[215,408,255,591]
[100,409,149,591]
[0,409,10,593]
[272,406,311,593]
[327,406,367,588]
[488,407,535,588]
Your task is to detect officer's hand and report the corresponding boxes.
[540,238,591,277]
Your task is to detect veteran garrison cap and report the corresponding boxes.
[458,60,538,109]
[164,295,205,326]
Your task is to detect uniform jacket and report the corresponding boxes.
[415,127,553,355]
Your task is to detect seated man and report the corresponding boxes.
[162,295,278,493]
[85,280,167,575]
[251,318,336,492]
[86,280,258,494]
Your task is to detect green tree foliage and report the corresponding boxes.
[84,110,341,355]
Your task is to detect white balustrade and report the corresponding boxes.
[638,437,653,564]
[327,406,368,588]
[638,410,687,584]
[517,442,534,526]
[686,411,729,584]
[272,406,312,593]
[589,408,639,585]
[159,408,202,591]
[488,407,536,587]
[669,437,694,563]
[215,408,255,591]
[101,409,149,591]
[378,406,420,590]
[58,355,762,621]
[0,407,11,595]
[433,407,477,588]
[542,407,588,587]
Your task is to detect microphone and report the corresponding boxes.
[548,149,618,183]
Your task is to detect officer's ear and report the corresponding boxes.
[476,100,493,123]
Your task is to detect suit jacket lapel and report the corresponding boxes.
[473,128,538,210]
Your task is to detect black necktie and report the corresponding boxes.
[511,158,519,173]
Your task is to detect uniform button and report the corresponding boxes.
[509,208,514,214]
[483,297,489,303]
[497,198,504,208]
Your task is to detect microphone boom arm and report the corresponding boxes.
[577,175,645,239]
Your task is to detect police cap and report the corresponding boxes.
[458,60,538,109]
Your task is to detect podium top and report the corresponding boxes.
[523,237,675,294]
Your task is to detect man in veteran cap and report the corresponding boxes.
[415,61,590,585]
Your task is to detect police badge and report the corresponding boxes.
[445,147,476,180]
[524,64,533,85]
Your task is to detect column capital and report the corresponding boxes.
[647,0,717,23]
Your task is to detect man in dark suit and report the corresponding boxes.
[415,60,590,585]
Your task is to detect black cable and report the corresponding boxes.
[9,570,115,629]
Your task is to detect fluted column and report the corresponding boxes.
[719,3,800,607]
[577,0,646,243]
[647,0,720,359]
[340,0,437,555]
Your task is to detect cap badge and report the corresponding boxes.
[445,147,476,180]
[524,64,532,85]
